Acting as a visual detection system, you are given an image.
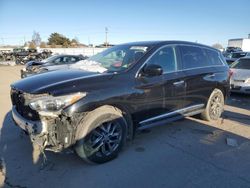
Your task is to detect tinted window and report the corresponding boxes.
[53,56,77,64]
[205,49,223,66]
[64,56,77,63]
[231,52,247,59]
[179,46,209,69]
[230,59,250,70]
[147,46,177,73]
[53,57,63,64]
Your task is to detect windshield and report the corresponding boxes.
[73,44,149,73]
[230,58,250,70]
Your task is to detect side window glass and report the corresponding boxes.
[180,46,209,69]
[70,57,77,62]
[147,47,177,73]
[53,57,62,64]
[64,56,76,63]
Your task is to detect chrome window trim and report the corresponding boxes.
[139,104,204,125]
[135,43,226,78]
[135,44,175,78]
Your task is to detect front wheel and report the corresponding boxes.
[201,89,225,121]
[75,106,127,164]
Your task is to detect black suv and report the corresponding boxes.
[10,41,230,163]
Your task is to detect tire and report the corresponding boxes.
[74,105,127,164]
[201,88,225,121]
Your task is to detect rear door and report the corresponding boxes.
[177,45,223,108]
[135,45,186,124]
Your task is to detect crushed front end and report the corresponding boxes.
[10,88,84,152]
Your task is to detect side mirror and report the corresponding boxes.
[142,64,163,77]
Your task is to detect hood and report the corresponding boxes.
[11,69,112,95]
[231,68,250,80]
[26,60,44,67]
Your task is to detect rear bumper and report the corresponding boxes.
[230,82,250,94]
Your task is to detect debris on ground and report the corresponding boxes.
[226,137,238,147]
[135,146,145,152]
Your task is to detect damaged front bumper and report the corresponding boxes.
[11,106,77,152]
[12,106,45,134]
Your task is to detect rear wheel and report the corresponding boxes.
[201,89,224,121]
[75,106,127,164]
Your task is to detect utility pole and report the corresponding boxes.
[23,36,26,46]
[105,27,108,47]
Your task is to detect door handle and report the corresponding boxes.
[207,73,215,78]
[173,80,185,86]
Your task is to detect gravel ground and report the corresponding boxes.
[0,66,250,188]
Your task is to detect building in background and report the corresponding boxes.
[228,34,250,51]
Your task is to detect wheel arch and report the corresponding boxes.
[73,103,135,144]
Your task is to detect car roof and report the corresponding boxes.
[53,54,81,57]
[119,40,218,51]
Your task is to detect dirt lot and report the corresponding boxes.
[0,66,250,188]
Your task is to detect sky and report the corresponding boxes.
[0,0,250,47]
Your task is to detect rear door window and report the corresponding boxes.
[53,57,64,64]
[67,56,78,63]
[179,45,209,69]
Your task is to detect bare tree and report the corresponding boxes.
[32,31,41,47]
[212,43,223,50]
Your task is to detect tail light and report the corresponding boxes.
[229,69,233,78]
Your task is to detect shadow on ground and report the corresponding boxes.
[227,93,250,110]
[1,103,250,187]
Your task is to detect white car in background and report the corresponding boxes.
[230,57,250,94]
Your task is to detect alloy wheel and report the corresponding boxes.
[86,121,122,157]
[209,92,223,120]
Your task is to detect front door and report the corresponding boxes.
[135,45,186,125]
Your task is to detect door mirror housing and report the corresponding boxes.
[142,64,163,77]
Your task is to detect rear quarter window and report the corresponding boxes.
[204,49,224,66]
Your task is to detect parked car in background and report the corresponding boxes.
[230,57,250,94]
[11,41,230,164]
[226,47,242,53]
[225,51,250,65]
[223,47,242,59]
[21,54,87,78]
